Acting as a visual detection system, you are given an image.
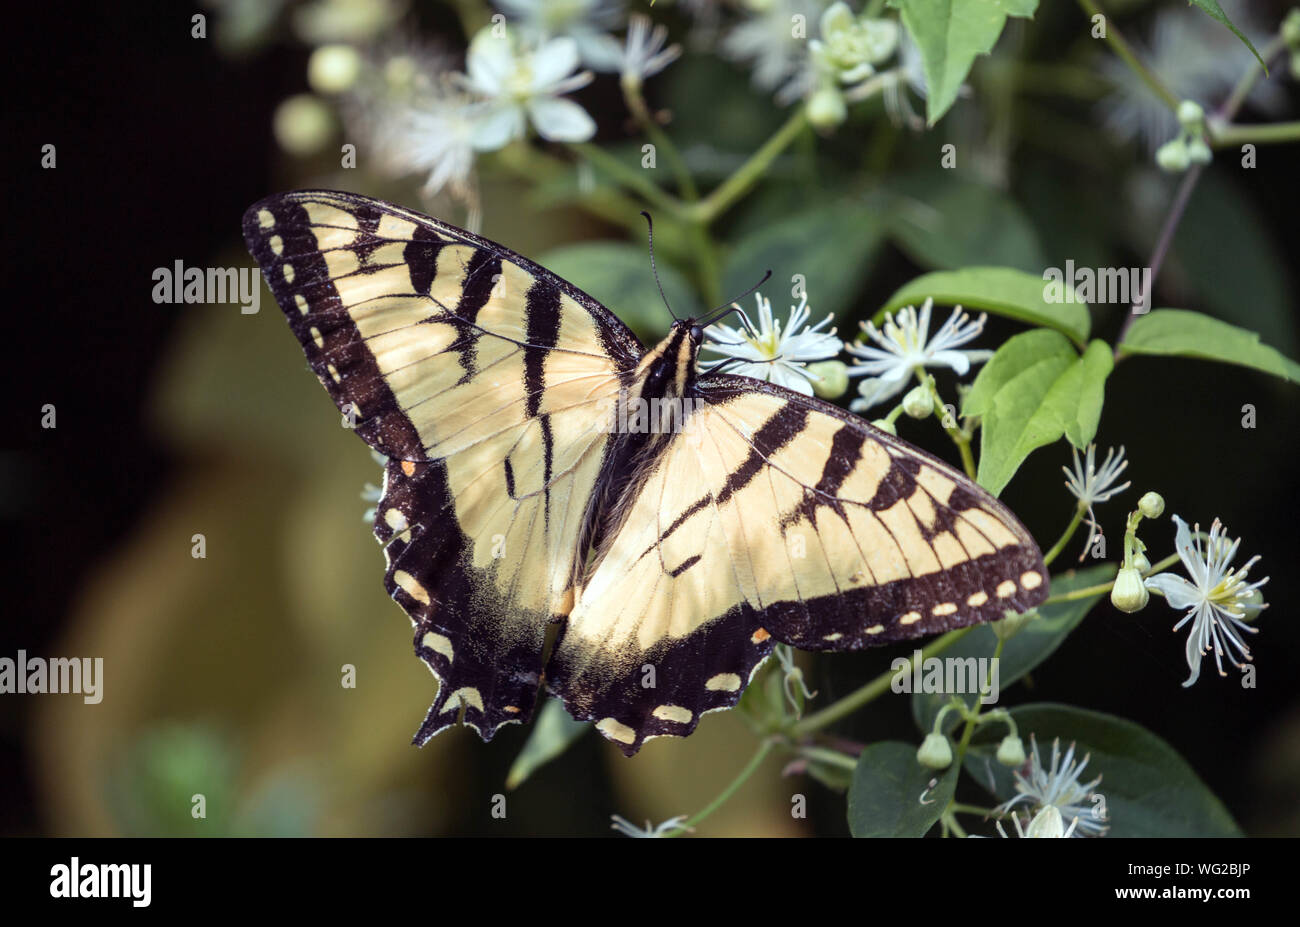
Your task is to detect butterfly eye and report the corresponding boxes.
[689,325,703,342]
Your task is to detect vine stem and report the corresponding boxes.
[623,78,699,201]
[665,739,774,837]
[1042,505,1086,568]
[922,375,977,480]
[1113,161,1202,356]
[1211,120,1300,147]
[790,627,973,737]
[686,109,809,224]
[1075,0,1180,113]
[1113,32,1290,356]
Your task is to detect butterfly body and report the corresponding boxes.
[244,190,1047,755]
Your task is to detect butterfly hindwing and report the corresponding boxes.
[549,375,1047,753]
[244,191,640,740]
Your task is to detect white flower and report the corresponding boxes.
[619,13,681,85]
[722,0,827,97]
[810,2,898,84]
[1064,444,1131,556]
[495,0,626,71]
[996,735,1108,838]
[610,814,689,837]
[342,43,481,201]
[844,298,992,412]
[462,29,597,148]
[1144,515,1267,687]
[389,98,484,197]
[700,292,840,396]
[1098,7,1283,153]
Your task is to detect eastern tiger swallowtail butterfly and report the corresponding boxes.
[243,190,1047,755]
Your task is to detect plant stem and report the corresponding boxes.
[1039,551,1179,605]
[1042,505,1086,568]
[798,745,861,771]
[1114,163,1202,354]
[1211,120,1300,148]
[493,141,681,244]
[1114,32,1290,354]
[790,628,972,737]
[1075,0,1180,114]
[1216,35,1287,123]
[923,375,977,480]
[665,739,775,837]
[623,79,700,201]
[574,142,686,217]
[688,109,809,224]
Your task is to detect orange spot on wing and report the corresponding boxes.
[752,628,771,644]
[401,460,416,476]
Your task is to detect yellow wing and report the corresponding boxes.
[547,376,1047,753]
[244,190,641,742]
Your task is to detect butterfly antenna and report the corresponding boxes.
[698,269,772,327]
[641,211,678,322]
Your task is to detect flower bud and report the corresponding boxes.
[1176,100,1205,129]
[1156,138,1190,172]
[1025,805,1067,838]
[1240,587,1266,621]
[870,418,896,435]
[1186,137,1212,165]
[273,94,335,157]
[1132,552,1151,574]
[308,44,363,94]
[1111,566,1149,613]
[902,384,934,419]
[807,361,849,399]
[1282,9,1300,49]
[996,734,1026,768]
[917,733,953,770]
[807,86,847,129]
[1138,492,1165,519]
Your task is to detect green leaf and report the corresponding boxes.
[913,564,1117,734]
[964,331,1112,495]
[1053,339,1113,448]
[966,704,1242,837]
[888,0,1039,125]
[537,242,701,344]
[505,698,590,790]
[877,267,1090,344]
[847,741,959,837]
[885,176,1045,273]
[1119,309,1300,383]
[722,201,884,324]
[1188,0,1265,68]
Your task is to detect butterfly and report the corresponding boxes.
[243,190,1048,756]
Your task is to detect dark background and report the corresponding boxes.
[4,0,1299,836]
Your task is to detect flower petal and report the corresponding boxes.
[531,37,582,89]
[1143,572,1202,611]
[466,30,514,96]
[526,97,596,142]
[471,104,525,150]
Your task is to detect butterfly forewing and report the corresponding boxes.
[244,190,639,741]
